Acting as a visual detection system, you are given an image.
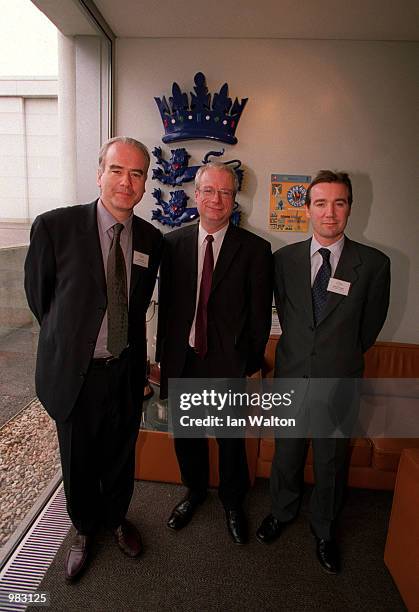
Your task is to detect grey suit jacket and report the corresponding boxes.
[274,236,390,379]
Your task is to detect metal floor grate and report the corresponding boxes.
[0,484,71,611]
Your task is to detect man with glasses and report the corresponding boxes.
[157,161,272,544]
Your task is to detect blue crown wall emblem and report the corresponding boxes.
[151,147,243,227]
[155,72,248,145]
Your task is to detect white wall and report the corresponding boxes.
[115,38,419,344]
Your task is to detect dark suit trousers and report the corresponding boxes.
[56,352,142,535]
[174,348,249,509]
[270,436,350,540]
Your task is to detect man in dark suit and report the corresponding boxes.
[256,170,390,573]
[24,137,162,581]
[157,161,272,544]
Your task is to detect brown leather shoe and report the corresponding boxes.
[114,519,142,557]
[65,532,91,582]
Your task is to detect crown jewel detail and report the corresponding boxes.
[155,72,248,145]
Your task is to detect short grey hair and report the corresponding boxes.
[195,161,239,193]
[98,136,150,173]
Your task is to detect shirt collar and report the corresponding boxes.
[97,198,133,236]
[198,222,229,247]
[310,234,345,259]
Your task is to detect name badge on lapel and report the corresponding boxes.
[327,278,351,296]
[133,250,149,268]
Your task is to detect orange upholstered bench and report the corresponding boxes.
[257,340,419,490]
[384,448,419,610]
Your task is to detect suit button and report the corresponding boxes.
[303,375,308,378]
[79,371,86,378]
[311,351,316,356]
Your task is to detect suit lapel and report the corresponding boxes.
[130,217,143,298]
[79,200,106,296]
[289,239,314,324]
[317,237,361,324]
[184,224,199,302]
[211,224,241,293]
[129,215,160,298]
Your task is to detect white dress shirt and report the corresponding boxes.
[310,235,345,286]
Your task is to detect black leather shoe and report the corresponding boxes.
[225,509,248,545]
[114,519,143,557]
[256,514,283,544]
[167,493,205,530]
[314,537,340,574]
[65,532,91,582]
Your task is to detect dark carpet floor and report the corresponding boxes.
[30,478,405,612]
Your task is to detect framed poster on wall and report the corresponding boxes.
[269,174,311,232]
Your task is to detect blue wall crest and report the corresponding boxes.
[155,72,248,145]
[151,147,243,228]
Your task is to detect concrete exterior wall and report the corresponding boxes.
[0,246,32,330]
[0,79,60,222]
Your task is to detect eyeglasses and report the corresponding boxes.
[198,187,235,200]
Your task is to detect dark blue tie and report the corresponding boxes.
[312,248,331,325]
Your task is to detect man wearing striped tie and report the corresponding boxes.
[256,170,391,574]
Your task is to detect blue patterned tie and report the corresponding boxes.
[312,248,331,325]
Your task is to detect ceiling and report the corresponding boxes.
[32,0,419,41]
